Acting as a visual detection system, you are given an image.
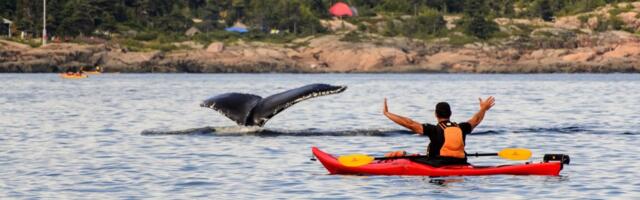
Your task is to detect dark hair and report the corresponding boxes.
[435,102,451,118]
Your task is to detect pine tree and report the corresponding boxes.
[46,0,66,37]
[0,0,17,18]
[538,0,554,21]
[198,0,221,31]
[462,0,498,39]
[15,0,39,35]
[55,0,98,37]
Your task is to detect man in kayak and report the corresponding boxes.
[382,97,495,166]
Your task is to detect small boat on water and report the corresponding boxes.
[59,73,88,79]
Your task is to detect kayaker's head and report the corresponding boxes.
[435,102,451,121]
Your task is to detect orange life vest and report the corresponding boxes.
[438,122,466,158]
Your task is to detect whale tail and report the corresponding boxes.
[201,83,347,126]
[200,93,262,126]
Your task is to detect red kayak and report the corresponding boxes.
[312,147,566,176]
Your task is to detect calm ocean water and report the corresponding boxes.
[1,73,639,199]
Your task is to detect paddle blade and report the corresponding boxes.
[498,148,532,160]
[338,154,375,167]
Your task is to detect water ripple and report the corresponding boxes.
[1,74,639,199]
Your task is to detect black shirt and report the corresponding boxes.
[422,121,473,158]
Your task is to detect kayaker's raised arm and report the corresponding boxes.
[467,96,495,129]
[383,98,424,134]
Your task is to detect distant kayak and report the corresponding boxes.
[59,73,88,79]
[312,147,567,176]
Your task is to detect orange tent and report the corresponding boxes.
[329,2,354,17]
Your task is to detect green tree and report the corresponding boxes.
[382,19,399,36]
[57,0,96,36]
[461,0,498,39]
[224,0,247,25]
[276,0,322,34]
[549,0,565,13]
[156,4,192,32]
[90,0,124,33]
[307,0,331,18]
[488,0,515,18]
[537,0,554,21]
[246,0,271,31]
[45,0,67,37]
[377,0,411,14]
[15,0,40,35]
[402,8,446,37]
[196,0,222,31]
[188,0,206,14]
[0,0,15,36]
[424,0,465,13]
[0,0,17,18]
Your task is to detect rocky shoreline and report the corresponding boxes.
[1,28,639,74]
[2,30,639,73]
[4,14,640,74]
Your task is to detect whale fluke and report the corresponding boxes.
[200,93,262,126]
[201,83,347,126]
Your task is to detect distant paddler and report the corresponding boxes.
[60,67,88,79]
[83,66,102,74]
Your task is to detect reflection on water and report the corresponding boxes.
[1,73,640,199]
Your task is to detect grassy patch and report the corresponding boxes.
[531,30,554,37]
[340,31,368,43]
[246,32,300,44]
[490,30,511,40]
[512,23,540,37]
[106,27,530,52]
[145,41,179,52]
[133,31,158,41]
[447,33,478,46]
[192,30,304,46]
[578,14,591,24]
[609,4,634,16]
[193,30,242,45]
[609,15,626,31]
[114,38,182,52]
[7,38,42,48]
[118,38,146,52]
[558,0,607,16]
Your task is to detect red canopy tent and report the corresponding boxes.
[329,2,353,17]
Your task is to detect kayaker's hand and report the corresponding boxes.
[468,96,494,129]
[479,96,495,111]
[382,98,424,134]
[384,150,406,158]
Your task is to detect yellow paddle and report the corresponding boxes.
[338,148,533,167]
